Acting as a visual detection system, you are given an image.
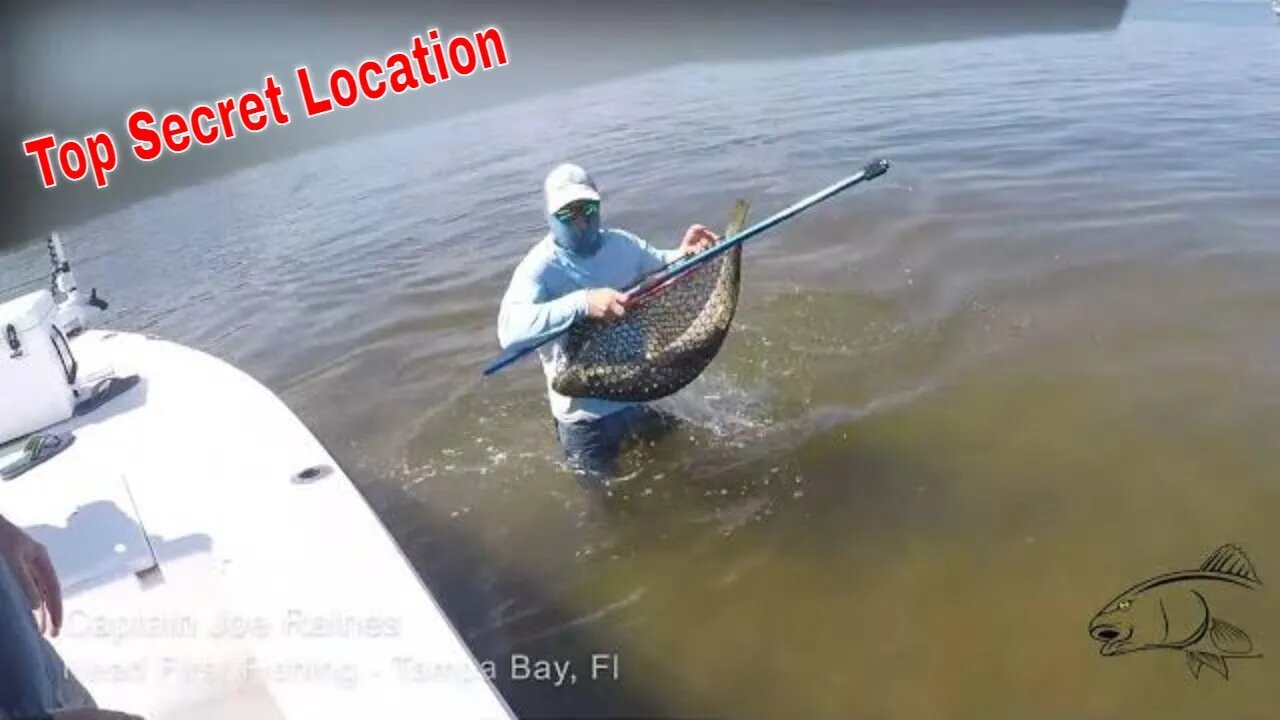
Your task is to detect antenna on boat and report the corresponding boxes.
[46,232,108,337]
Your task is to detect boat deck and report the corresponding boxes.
[0,330,513,719]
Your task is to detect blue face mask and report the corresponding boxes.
[548,211,602,257]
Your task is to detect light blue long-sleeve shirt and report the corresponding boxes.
[497,227,683,424]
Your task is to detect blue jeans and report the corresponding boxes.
[554,404,679,486]
[0,558,95,718]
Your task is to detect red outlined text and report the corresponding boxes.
[23,132,118,189]
[20,25,509,190]
[294,26,508,118]
[127,75,291,163]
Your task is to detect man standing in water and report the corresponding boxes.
[497,162,719,484]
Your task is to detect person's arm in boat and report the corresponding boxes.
[0,517,145,720]
[0,515,60,639]
[497,266,627,352]
[0,514,63,718]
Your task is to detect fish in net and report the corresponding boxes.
[549,200,751,402]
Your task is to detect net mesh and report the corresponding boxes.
[550,200,750,402]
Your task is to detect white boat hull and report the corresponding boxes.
[0,329,513,719]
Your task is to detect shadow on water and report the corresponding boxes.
[370,481,675,720]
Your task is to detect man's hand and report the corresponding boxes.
[677,224,720,257]
[585,288,629,320]
[0,515,62,637]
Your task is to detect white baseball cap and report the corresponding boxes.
[544,163,601,215]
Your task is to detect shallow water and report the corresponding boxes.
[4,6,1280,719]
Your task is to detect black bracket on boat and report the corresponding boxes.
[6,324,20,358]
[88,288,109,311]
[292,464,334,484]
[88,285,109,308]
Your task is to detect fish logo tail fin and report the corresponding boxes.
[1187,651,1229,680]
[1200,544,1261,584]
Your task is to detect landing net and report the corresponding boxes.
[549,201,750,402]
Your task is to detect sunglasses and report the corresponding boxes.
[554,201,599,222]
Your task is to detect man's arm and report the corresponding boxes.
[496,267,589,353]
[497,261,633,352]
[616,226,720,277]
[0,516,145,720]
[0,515,64,719]
[0,515,59,638]
[614,230,681,276]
